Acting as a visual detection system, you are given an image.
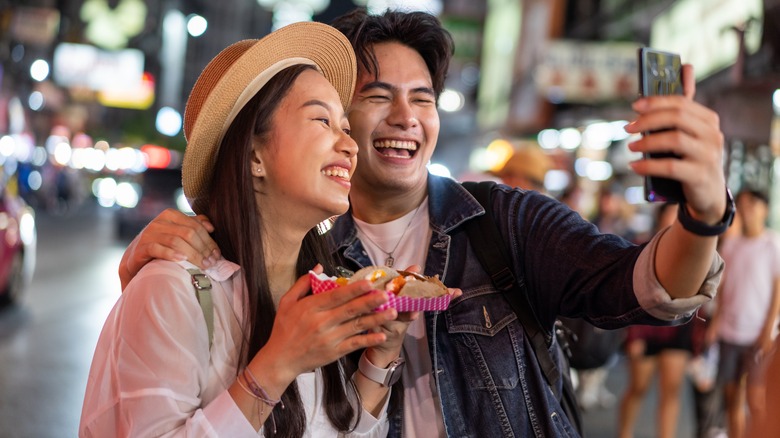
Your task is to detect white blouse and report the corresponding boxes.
[80,259,388,437]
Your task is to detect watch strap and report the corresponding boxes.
[358,351,404,387]
[677,188,736,237]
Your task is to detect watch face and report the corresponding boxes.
[386,358,405,386]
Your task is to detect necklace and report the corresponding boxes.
[356,203,423,267]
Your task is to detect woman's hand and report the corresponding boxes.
[119,209,221,289]
[365,265,462,367]
[625,64,727,224]
[249,266,397,394]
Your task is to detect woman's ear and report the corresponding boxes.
[251,164,264,177]
[251,150,265,177]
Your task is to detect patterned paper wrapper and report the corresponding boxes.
[309,271,451,312]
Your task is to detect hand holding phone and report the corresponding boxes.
[638,48,685,203]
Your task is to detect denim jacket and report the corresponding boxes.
[328,175,720,438]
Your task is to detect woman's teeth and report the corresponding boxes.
[322,168,350,180]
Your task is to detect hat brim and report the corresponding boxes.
[182,21,356,214]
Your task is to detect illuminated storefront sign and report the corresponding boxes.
[650,0,763,80]
[533,40,640,103]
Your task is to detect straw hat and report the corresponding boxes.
[495,146,552,187]
[182,21,357,214]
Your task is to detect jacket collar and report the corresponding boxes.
[328,174,486,250]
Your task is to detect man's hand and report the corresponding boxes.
[119,209,221,289]
[625,64,727,224]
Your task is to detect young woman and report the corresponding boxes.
[80,22,399,437]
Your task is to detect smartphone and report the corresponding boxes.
[637,47,685,203]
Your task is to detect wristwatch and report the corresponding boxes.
[677,188,736,236]
[358,352,405,387]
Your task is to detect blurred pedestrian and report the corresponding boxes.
[618,203,694,438]
[80,22,401,437]
[493,145,552,192]
[707,189,780,438]
[747,337,780,437]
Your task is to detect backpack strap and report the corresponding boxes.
[187,268,214,350]
[461,181,582,434]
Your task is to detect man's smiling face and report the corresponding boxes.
[347,42,440,200]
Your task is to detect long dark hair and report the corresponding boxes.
[207,64,359,437]
[332,8,454,99]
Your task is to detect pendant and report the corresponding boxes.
[385,256,394,267]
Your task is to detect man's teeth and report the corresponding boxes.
[373,140,417,150]
[322,168,350,180]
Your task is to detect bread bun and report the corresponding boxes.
[348,266,447,298]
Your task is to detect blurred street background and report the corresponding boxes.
[1,0,780,436]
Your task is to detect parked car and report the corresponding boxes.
[0,177,36,306]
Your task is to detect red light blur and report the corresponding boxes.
[141,144,171,169]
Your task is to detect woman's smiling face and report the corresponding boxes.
[256,69,358,227]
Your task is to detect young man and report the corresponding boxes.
[120,9,730,437]
[708,190,780,438]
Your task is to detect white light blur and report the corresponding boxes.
[12,135,33,162]
[610,120,631,141]
[32,147,48,166]
[272,2,314,30]
[27,171,42,191]
[468,148,491,171]
[427,162,452,178]
[574,157,591,177]
[625,186,646,205]
[85,148,107,172]
[581,122,613,150]
[45,135,67,154]
[356,0,443,15]
[187,14,208,37]
[70,148,87,169]
[94,177,118,207]
[4,159,16,177]
[117,147,142,171]
[19,211,36,247]
[156,107,182,137]
[30,59,50,81]
[0,136,15,157]
[176,189,194,214]
[53,142,72,166]
[28,91,44,111]
[586,161,613,181]
[538,129,560,150]
[115,182,140,208]
[559,128,581,150]
[544,170,570,192]
[773,89,780,114]
[258,0,330,13]
[438,89,464,112]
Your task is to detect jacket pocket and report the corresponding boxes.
[444,285,522,390]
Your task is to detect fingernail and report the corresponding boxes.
[211,249,221,259]
[624,121,638,132]
[632,99,648,110]
[202,258,213,268]
[173,253,187,262]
